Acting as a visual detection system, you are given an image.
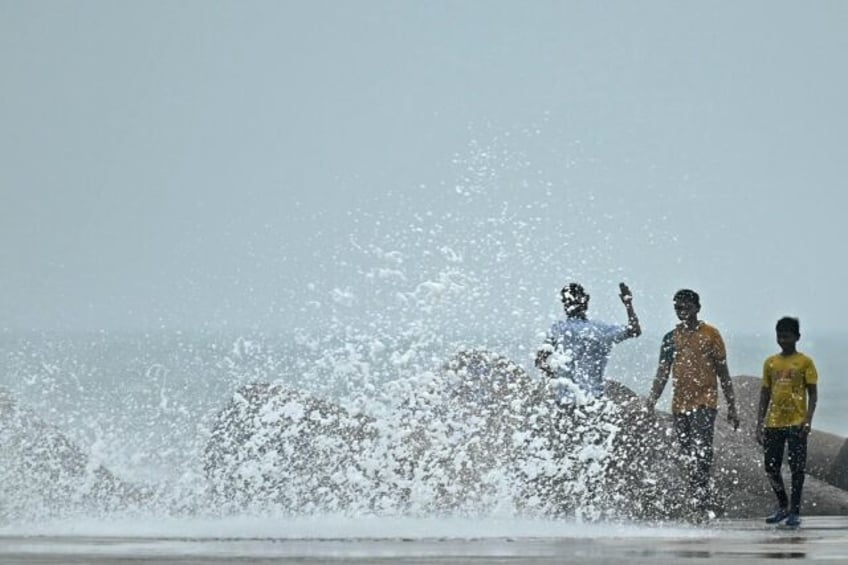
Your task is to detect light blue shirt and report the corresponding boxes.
[543,318,630,402]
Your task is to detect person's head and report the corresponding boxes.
[560,282,589,318]
[673,289,700,322]
[775,316,800,352]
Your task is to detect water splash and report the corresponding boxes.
[0,128,685,524]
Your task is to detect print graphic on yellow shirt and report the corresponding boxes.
[762,352,818,428]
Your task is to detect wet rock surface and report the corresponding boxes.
[202,351,848,519]
[0,386,147,519]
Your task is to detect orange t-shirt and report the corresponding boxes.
[659,322,727,414]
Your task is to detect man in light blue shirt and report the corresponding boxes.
[536,282,641,404]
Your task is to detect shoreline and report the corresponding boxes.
[1,516,847,563]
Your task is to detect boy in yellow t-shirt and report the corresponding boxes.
[756,317,818,528]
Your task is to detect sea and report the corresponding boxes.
[0,326,845,562]
[0,329,844,502]
[1,137,845,557]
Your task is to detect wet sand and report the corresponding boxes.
[1,516,846,564]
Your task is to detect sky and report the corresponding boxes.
[2,1,847,338]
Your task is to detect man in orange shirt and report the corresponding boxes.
[646,289,740,519]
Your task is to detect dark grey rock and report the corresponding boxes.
[201,354,848,520]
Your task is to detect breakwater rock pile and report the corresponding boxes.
[5,351,847,522]
[203,350,848,519]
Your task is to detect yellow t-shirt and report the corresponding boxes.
[762,352,818,428]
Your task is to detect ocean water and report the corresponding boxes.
[0,327,843,530]
[2,135,845,538]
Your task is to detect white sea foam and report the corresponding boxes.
[0,134,845,530]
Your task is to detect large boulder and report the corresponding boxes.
[203,382,378,513]
[394,349,545,512]
[711,375,848,517]
[538,374,848,520]
[0,386,145,520]
[202,350,546,514]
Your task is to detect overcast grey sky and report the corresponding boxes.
[2,1,847,337]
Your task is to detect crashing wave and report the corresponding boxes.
[202,349,848,520]
[200,350,703,519]
[5,350,848,523]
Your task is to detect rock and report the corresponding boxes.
[201,356,848,520]
[0,386,145,520]
[203,382,378,512]
[712,375,848,517]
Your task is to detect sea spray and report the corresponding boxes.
[200,348,669,520]
[0,131,677,522]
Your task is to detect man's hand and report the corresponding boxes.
[755,425,764,446]
[800,421,812,439]
[727,405,740,431]
[535,346,554,377]
[619,282,633,305]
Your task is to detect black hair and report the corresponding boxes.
[560,282,589,314]
[776,316,800,336]
[673,288,700,307]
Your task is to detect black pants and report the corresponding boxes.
[763,426,807,514]
[673,407,717,511]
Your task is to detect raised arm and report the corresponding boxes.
[618,282,642,337]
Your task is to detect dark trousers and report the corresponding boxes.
[763,426,807,514]
[673,407,717,510]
